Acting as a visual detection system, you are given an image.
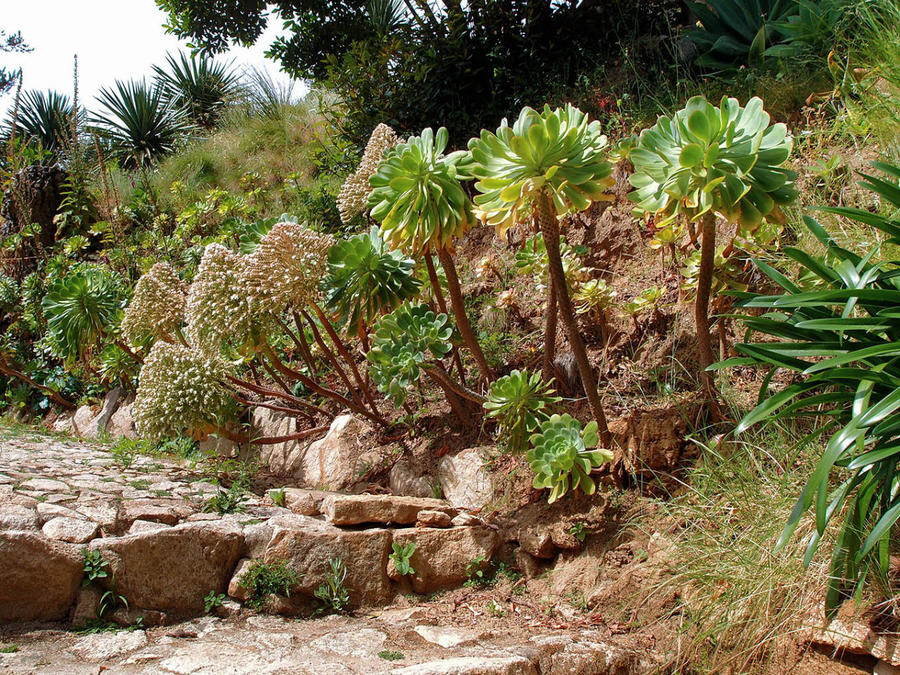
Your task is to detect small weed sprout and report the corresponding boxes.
[313,558,351,615]
[238,560,299,610]
[204,590,226,613]
[269,487,286,507]
[0,644,18,653]
[202,483,247,514]
[569,522,588,542]
[464,555,490,587]
[81,549,110,586]
[378,649,405,661]
[390,542,417,576]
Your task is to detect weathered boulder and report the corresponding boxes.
[90,521,243,616]
[388,526,499,594]
[128,519,171,535]
[281,487,327,516]
[299,414,378,490]
[72,387,124,439]
[119,499,194,528]
[227,557,254,602]
[389,459,434,498]
[253,405,308,475]
[107,401,137,440]
[42,516,99,544]
[609,404,697,476]
[438,447,494,510]
[0,531,83,622]
[810,615,900,667]
[321,493,456,526]
[72,405,99,438]
[264,515,393,608]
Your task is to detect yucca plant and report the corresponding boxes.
[92,79,191,168]
[484,369,560,453]
[153,51,241,129]
[322,226,421,345]
[629,95,796,406]
[4,89,74,160]
[527,413,613,504]
[368,126,492,381]
[469,104,615,443]
[719,162,900,615]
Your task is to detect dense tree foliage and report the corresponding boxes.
[156,0,682,143]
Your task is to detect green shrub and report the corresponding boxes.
[527,414,613,504]
[483,369,560,454]
[313,557,351,614]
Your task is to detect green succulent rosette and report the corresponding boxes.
[468,104,614,238]
[628,95,797,231]
[366,303,453,407]
[367,127,474,253]
[483,369,560,453]
[527,413,613,503]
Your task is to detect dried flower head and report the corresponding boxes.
[337,123,401,225]
[244,221,334,314]
[185,243,253,353]
[121,262,187,344]
[133,341,234,442]
[497,289,518,310]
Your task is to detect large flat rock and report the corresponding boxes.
[91,521,243,616]
[0,531,83,622]
[321,493,456,526]
[264,515,393,608]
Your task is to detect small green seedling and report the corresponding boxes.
[390,542,417,576]
[378,650,405,661]
[204,590,226,613]
[314,557,351,615]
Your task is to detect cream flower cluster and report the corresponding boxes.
[337,123,401,225]
[185,243,253,353]
[244,222,334,314]
[120,262,187,344]
[133,341,232,441]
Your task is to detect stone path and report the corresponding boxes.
[0,429,660,674]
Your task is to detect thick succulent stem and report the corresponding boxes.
[253,424,329,446]
[542,274,558,382]
[299,309,369,413]
[536,192,611,446]
[436,246,493,382]
[695,212,723,416]
[425,253,466,383]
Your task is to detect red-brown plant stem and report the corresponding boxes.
[424,369,469,424]
[114,339,143,365]
[536,193,611,446]
[253,425,329,446]
[298,310,368,413]
[259,354,298,398]
[309,301,382,419]
[436,246,493,382]
[425,253,466,383]
[236,397,316,423]
[0,357,76,410]
[227,375,330,418]
[289,310,318,375]
[542,274,558,382]
[695,212,724,419]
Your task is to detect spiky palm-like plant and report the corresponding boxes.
[469,104,615,442]
[92,79,191,168]
[629,95,796,406]
[153,51,241,129]
[368,126,492,381]
[5,89,74,160]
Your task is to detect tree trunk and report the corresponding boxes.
[436,247,493,382]
[542,274,558,382]
[695,212,723,416]
[536,193,611,446]
[0,357,76,410]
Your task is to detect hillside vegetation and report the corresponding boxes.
[2,0,900,670]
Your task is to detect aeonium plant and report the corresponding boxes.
[527,413,614,504]
[628,95,797,405]
[368,126,492,381]
[469,104,615,444]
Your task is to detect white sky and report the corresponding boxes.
[2,1,303,108]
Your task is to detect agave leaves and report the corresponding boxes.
[721,162,900,615]
[367,127,474,253]
[629,95,797,231]
[468,104,614,239]
[527,413,613,504]
[153,51,241,129]
[4,89,75,160]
